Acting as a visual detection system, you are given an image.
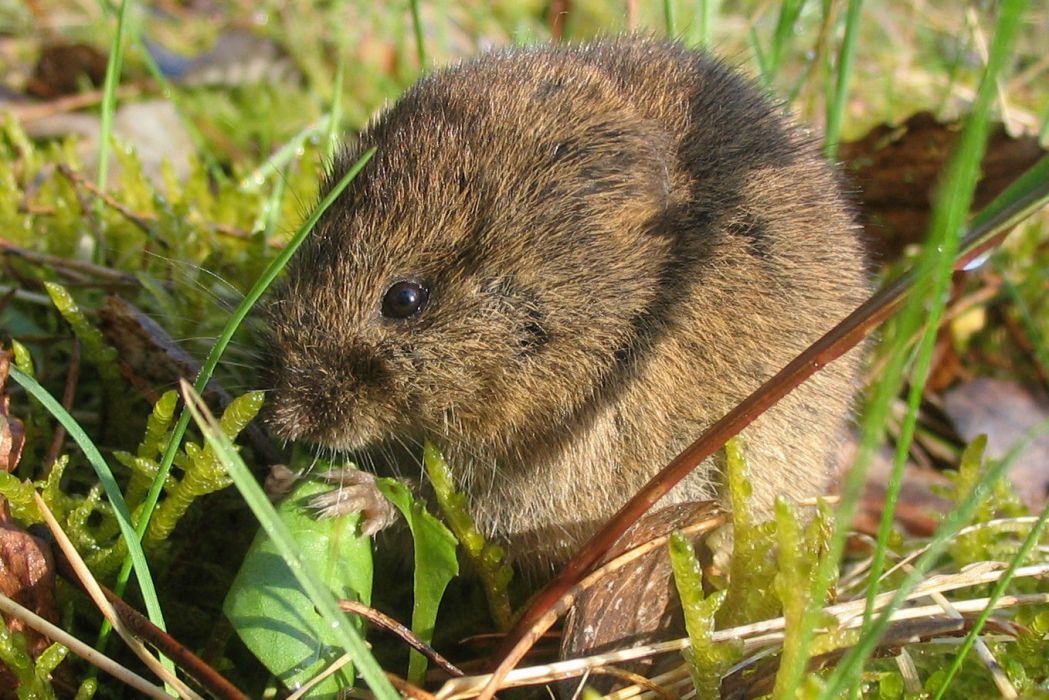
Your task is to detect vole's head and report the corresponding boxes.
[264,50,679,455]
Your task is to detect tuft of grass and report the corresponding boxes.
[776,0,1034,696]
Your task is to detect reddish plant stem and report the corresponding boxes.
[42,338,79,476]
[480,164,1046,698]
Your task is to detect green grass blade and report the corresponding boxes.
[823,0,863,159]
[664,0,677,36]
[410,0,426,70]
[966,154,1049,241]
[325,48,346,163]
[7,367,165,632]
[112,148,376,599]
[749,26,770,85]
[93,0,133,260]
[767,0,806,84]
[261,173,289,243]
[696,0,718,47]
[180,381,398,700]
[97,0,132,195]
[1040,100,1049,144]
[237,115,333,193]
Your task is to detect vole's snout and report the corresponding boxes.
[264,340,396,449]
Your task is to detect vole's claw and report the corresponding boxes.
[264,464,300,501]
[312,468,399,536]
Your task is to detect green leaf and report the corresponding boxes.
[182,381,395,699]
[224,480,373,695]
[376,477,458,684]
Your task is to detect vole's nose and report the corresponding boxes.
[324,342,390,390]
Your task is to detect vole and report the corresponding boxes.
[263,37,869,573]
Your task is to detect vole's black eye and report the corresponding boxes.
[381,280,429,319]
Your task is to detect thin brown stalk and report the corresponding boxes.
[11,84,144,124]
[46,494,249,699]
[42,337,79,476]
[482,170,1048,697]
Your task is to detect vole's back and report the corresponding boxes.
[268,38,869,572]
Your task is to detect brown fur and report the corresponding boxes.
[264,37,869,572]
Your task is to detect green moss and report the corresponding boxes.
[670,531,740,696]
[717,437,780,627]
[423,441,513,630]
[144,391,264,545]
[0,612,58,700]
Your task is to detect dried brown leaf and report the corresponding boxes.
[840,112,1047,261]
[26,43,108,99]
[0,351,25,475]
[560,502,718,691]
[0,510,59,657]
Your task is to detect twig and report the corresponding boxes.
[58,164,155,236]
[53,166,257,243]
[0,238,138,286]
[33,493,202,699]
[340,599,463,677]
[588,666,678,700]
[385,673,441,700]
[10,84,145,124]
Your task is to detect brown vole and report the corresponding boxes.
[264,37,869,572]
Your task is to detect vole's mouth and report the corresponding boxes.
[271,416,383,453]
[296,434,423,483]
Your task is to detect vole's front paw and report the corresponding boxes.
[264,464,399,536]
[313,467,399,537]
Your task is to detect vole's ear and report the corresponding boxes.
[537,116,676,237]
